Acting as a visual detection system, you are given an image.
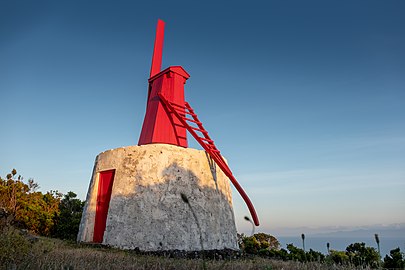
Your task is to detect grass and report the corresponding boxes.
[1,226,378,270]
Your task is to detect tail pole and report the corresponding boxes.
[158,93,260,226]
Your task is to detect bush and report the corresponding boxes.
[286,243,306,262]
[346,242,380,268]
[52,191,84,240]
[328,250,349,265]
[243,235,261,254]
[0,226,31,267]
[269,248,289,260]
[239,233,280,255]
[306,248,325,262]
[1,169,84,240]
[383,247,404,269]
[0,169,61,235]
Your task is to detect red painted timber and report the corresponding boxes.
[138,19,189,147]
[158,93,260,226]
[93,169,115,243]
[150,19,165,78]
[138,66,189,147]
[138,20,260,226]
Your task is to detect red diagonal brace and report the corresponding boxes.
[159,93,260,226]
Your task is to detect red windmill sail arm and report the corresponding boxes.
[158,93,260,226]
[150,19,165,78]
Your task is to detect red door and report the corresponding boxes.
[93,169,115,243]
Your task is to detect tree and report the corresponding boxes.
[306,248,325,262]
[254,232,280,250]
[0,169,61,235]
[239,232,280,254]
[346,242,380,268]
[52,191,84,240]
[328,250,349,265]
[287,243,306,262]
[242,235,261,254]
[383,247,404,269]
[16,190,61,236]
[0,169,26,222]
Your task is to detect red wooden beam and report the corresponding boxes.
[150,19,165,78]
[158,93,260,226]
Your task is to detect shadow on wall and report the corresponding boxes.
[79,156,238,251]
[205,152,218,191]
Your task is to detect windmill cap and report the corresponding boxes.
[148,66,190,82]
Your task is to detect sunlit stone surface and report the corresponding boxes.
[77,144,238,251]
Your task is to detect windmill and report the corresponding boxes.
[139,19,259,227]
[77,20,259,251]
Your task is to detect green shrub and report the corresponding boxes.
[306,248,325,262]
[383,247,404,269]
[268,248,289,260]
[0,226,32,267]
[52,191,84,240]
[346,242,380,268]
[286,243,306,262]
[328,250,349,265]
[0,169,61,236]
[239,233,280,255]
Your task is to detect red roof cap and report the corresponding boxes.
[148,66,190,82]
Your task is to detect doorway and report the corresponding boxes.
[93,169,115,243]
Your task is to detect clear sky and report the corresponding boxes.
[1,0,404,235]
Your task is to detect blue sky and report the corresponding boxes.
[1,0,404,235]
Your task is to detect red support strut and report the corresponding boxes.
[158,93,260,226]
[138,19,260,226]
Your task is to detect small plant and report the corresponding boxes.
[383,247,405,269]
[328,249,349,265]
[0,226,31,267]
[239,233,280,255]
[346,242,380,268]
[301,233,307,261]
[374,233,381,259]
[287,243,306,262]
[301,233,305,252]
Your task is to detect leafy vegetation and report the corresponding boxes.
[0,169,61,235]
[53,191,85,240]
[346,242,380,268]
[328,250,349,265]
[1,168,404,269]
[236,230,403,269]
[0,169,84,240]
[1,226,391,270]
[238,232,280,254]
[384,247,405,269]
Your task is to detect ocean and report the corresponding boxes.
[278,236,405,257]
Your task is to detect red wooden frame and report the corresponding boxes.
[138,19,260,226]
[93,169,115,243]
[158,93,260,226]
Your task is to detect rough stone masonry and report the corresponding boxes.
[77,144,239,251]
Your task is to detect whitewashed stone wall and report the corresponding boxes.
[77,144,239,251]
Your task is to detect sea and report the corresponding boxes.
[277,236,405,257]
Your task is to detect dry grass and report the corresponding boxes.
[1,227,376,270]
